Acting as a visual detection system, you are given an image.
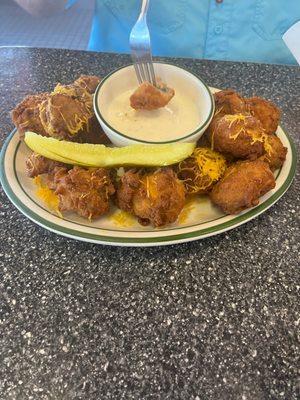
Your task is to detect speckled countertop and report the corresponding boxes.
[0,48,299,400]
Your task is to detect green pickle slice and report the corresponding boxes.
[24,131,196,167]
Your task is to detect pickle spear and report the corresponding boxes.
[24,131,196,167]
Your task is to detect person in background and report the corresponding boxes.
[14,0,300,65]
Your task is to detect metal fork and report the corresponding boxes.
[129,0,156,86]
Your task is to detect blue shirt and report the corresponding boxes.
[88,0,300,65]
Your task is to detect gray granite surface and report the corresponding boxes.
[0,47,299,400]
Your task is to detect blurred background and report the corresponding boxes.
[0,0,94,50]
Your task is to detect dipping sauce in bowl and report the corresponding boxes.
[107,88,201,142]
[94,63,214,146]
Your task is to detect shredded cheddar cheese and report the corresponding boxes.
[39,86,92,137]
[224,113,248,128]
[109,210,135,227]
[145,175,158,200]
[33,175,62,217]
[223,114,273,155]
[178,147,226,194]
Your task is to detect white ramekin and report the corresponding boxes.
[93,62,215,147]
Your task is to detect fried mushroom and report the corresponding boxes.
[211,114,268,160]
[39,91,93,140]
[210,159,275,214]
[46,166,115,219]
[246,97,280,135]
[26,152,66,178]
[11,93,49,139]
[259,134,287,170]
[206,90,248,138]
[214,89,247,117]
[116,168,185,227]
[74,75,100,94]
[12,75,107,144]
[130,81,175,110]
[115,169,141,213]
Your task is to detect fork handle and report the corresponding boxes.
[139,0,150,20]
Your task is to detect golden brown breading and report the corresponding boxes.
[116,168,185,227]
[74,116,111,145]
[12,75,108,144]
[46,166,115,219]
[207,90,248,138]
[246,97,280,135]
[214,90,247,116]
[26,152,66,178]
[130,81,175,110]
[115,170,141,213]
[39,92,93,140]
[210,160,275,214]
[11,93,49,139]
[39,79,109,143]
[211,114,267,160]
[259,134,287,170]
[52,82,92,104]
[74,75,100,94]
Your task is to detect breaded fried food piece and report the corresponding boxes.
[46,166,115,219]
[74,75,100,94]
[210,160,275,214]
[49,79,110,143]
[11,93,49,139]
[211,114,268,160]
[260,134,287,170]
[115,170,141,213]
[12,75,107,144]
[26,152,66,178]
[39,91,93,140]
[130,81,175,110]
[207,90,248,138]
[246,97,280,135]
[39,77,108,143]
[177,147,227,194]
[116,168,185,227]
[214,90,247,117]
[74,116,111,145]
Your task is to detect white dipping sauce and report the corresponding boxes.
[107,88,201,142]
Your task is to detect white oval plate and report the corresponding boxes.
[0,90,296,247]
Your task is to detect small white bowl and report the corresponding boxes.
[93,62,214,147]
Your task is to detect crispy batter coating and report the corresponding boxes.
[177,147,227,194]
[210,160,275,214]
[207,90,248,138]
[11,93,49,139]
[116,168,185,227]
[115,170,141,213]
[26,152,66,178]
[39,78,109,143]
[259,134,287,170]
[46,166,115,219]
[39,91,93,140]
[74,75,100,94]
[214,89,247,116]
[74,116,111,145]
[12,75,108,144]
[130,81,175,110]
[211,114,267,160]
[246,97,280,135]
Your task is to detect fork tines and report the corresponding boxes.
[132,57,156,86]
